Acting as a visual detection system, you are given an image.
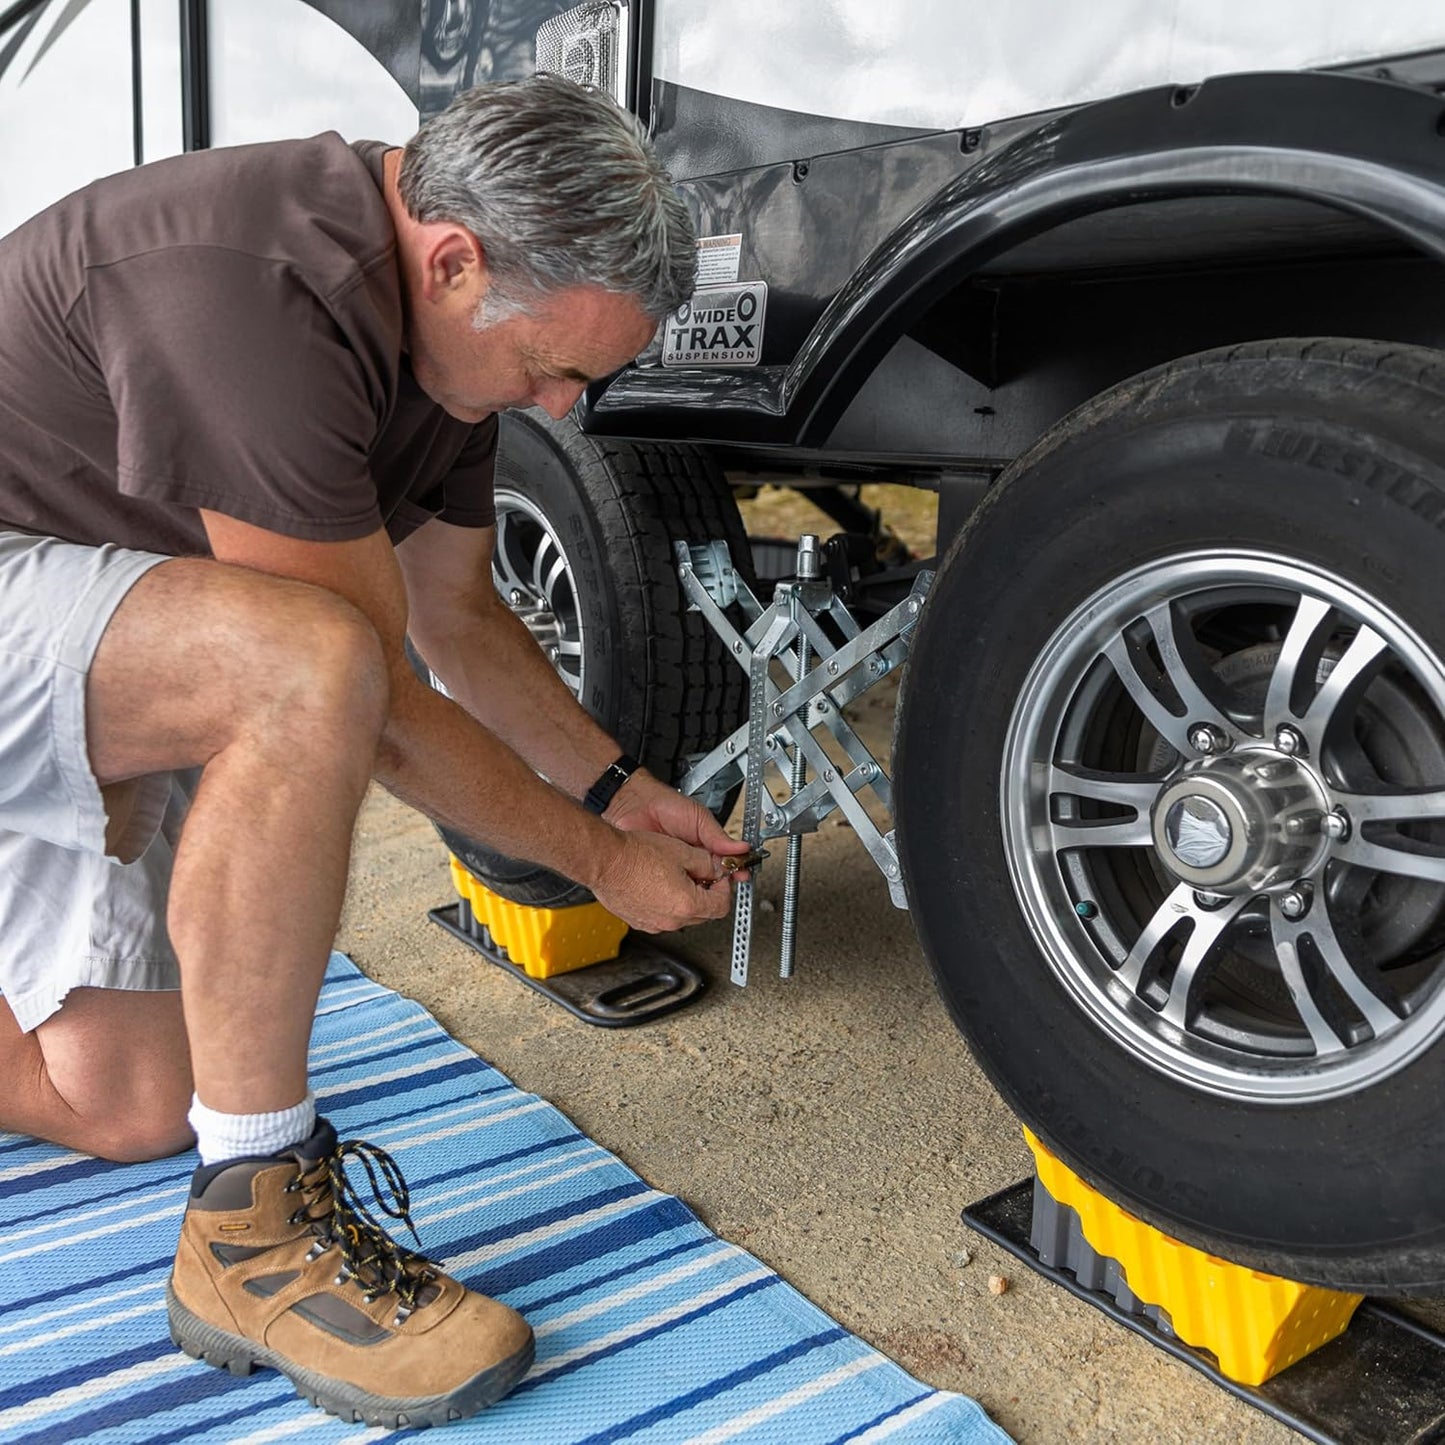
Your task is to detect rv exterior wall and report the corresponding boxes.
[209,0,417,148]
[0,0,133,238]
[652,0,1445,130]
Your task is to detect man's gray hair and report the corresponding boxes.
[398,74,696,322]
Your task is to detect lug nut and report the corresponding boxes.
[1193,890,1230,911]
[1323,808,1351,842]
[1188,724,1229,755]
[1274,725,1306,757]
[1278,889,1311,920]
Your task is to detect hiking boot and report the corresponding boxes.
[166,1117,534,1428]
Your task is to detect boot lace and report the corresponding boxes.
[286,1138,439,1313]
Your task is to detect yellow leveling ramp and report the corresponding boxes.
[1024,1129,1363,1385]
[449,856,629,980]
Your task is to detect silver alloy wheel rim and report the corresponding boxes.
[490,488,586,700]
[1002,549,1445,1102]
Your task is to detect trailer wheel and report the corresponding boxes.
[421,410,748,908]
[896,339,1445,1292]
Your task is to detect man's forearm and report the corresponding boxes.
[190,513,591,861]
[373,668,621,889]
[411,597,622,799]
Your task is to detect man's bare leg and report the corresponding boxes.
[0,990,193,1161]
[0,556,387,1154]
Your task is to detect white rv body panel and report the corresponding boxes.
[1,0,416,240]
[0,0,133,237]
[137,0,184,166]
[209,0,417,148]
[652,0,1445,131]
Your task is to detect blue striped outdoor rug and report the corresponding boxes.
[0,953,1009,1444]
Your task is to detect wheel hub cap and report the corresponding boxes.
[1162,795,1232,868]
[1152,752,1329,894]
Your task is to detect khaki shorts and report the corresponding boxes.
[0,531,183,1031]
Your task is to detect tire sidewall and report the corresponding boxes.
[495,412,634,736]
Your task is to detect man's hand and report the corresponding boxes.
[589,829,734,933]
[604,768,754,866]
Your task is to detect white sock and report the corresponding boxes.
[188,1091,317,1166]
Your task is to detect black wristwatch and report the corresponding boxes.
[583,753,639,815]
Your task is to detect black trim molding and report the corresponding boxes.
[179,0,208,151]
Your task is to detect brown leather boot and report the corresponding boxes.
[166,1117,534,1428]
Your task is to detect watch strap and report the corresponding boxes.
[583,753,639,815]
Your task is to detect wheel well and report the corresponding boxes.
[822,191,1445,546]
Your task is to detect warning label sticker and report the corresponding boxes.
[662,282,767,368]
[695,233,742,286]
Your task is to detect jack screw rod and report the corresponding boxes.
[779,630,810,978]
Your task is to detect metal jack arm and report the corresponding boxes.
[675,536,933,985]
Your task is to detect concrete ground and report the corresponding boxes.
[336,686,1295,1445]
[337,483,1312,1442]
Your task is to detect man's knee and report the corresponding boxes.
[35,987,195,1162]
[254,588,390,748]
[91,1106,194,1164]
[89,559,390,787]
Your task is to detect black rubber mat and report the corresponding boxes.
[964,1180,1445,1445]
[429,900,706,1027]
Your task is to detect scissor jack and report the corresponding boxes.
[675,533,931,984]
[430,529,925,1014]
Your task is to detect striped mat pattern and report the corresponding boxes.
[0,954,1009,1444]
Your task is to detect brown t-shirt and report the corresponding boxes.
[0,133,495,555]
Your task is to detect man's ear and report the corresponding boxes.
[419,225,484,302]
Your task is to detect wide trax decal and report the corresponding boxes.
[662,282,767,367]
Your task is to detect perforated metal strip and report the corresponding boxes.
[731,611,794,986]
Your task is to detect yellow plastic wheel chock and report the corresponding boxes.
[448,856,629,980]
[1024,1129,1362,1386]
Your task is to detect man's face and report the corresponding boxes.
[410,280,657,424]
